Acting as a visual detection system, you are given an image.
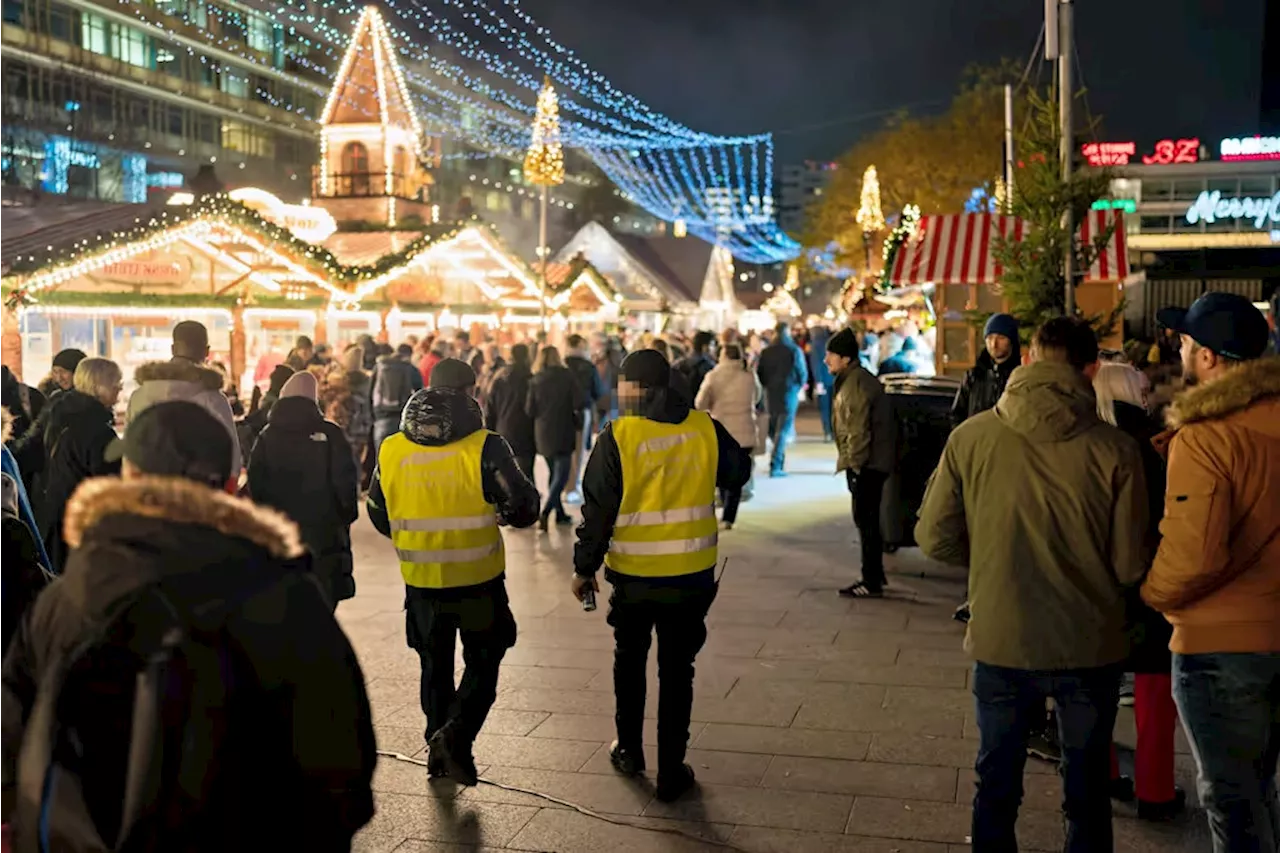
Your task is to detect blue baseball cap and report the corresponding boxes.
[1156,292,1270,361]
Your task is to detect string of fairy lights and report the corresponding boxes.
[111,0,801,263]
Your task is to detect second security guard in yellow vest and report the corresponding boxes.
[367,358,539,786]
[572,349,752,803]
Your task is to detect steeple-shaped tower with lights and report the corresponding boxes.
[313,5,437,227]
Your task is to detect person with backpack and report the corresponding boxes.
[1,411,52,653]
[1,366,45,446]
[1,401,376,852]
[248,372,360,610]
[367,359,538,785]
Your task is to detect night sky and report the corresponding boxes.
[520,0,1267,164]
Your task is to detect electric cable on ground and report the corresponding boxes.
[376,749,756,852]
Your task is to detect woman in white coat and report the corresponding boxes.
[694,343,762,530]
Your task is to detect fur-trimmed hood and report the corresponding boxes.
[65,475,303,558]
[1165,357,1280,430]
[134,357,224,390]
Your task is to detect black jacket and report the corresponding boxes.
[371,355,423,421]
[248,397,360,605]
[951,348,1020,427]
[1114,401,1173,674]
[674,353,717,402]
[1,367,45,446]
[565,354,604,412]
[526,366,583,457]
[367,387,539,539]
[1,475,375,850]
[484,362,536,458]
[756,337,808,412]
[574,387,753,584]
[12,390,119,572]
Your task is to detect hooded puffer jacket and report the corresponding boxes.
[127,358,242,474]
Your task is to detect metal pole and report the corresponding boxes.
[539,184,549,332]
[1003,83,1015,212]
[1059,0,1075,316]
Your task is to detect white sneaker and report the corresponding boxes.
[719,521,734,531]
[564,490,583,505]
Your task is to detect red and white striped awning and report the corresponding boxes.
[888,210,1128,286]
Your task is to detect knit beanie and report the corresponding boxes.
[826,327,859,359]
[279,371,318,400]
[429,357,477,390]
[983,313,1019,341]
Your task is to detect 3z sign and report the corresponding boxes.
[1142,138,1200,165]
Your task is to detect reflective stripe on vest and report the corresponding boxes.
[605,410,719,578]
[378,430,504,589]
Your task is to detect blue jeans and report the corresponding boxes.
[372,416,399,455]
[972,662,1120,853]
[541,453,572,521]
[817,392,832,439]
[767,395,798,474]
[1174,652,1280,853]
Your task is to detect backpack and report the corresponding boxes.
[13,567,284,853]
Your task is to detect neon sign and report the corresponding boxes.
[1184,190,1280,230]
[1142,138,1200,165]
[1091,199,1136,213]
[1081,142,1135,166]
[1219,136,1280,162]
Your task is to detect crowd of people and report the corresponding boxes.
[0,292,1275,852]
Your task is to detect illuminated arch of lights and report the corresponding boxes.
[117,0,801,263]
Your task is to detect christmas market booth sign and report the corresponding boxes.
[89,253,192,287]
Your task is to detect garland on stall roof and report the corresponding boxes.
[4,195,473,309]
[876,203,921,292]
[0,289,333,311]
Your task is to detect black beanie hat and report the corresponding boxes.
[826,327,859,359]
[620,349,671,388]
[429,357,477,390]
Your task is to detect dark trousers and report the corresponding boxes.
[817,392,832,439]
[719,449,752,525]
[607,576,717,774]
[515,453,535,482]
[1174,652,1280,853]
[766,396,798,474]
[972,662,1121,853]
[541,453,572,521]
[847,468,887,588]
[405,579,517,749]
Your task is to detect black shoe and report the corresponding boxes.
[609,740,645,776]
[1137,788,1186,821]
[428,725,478,786]
[838,581,883,598]
[537,514,549,533]
[655,764,697,803]
[1109,775,1135,802]
[555,514,574,526]
[953,603,971,623]
[1026,730,1061,763]
[426,747,449,780]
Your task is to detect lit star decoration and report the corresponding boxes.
[878,204,922,291]
[107,0,801,264]
[855,165,886,234]
[524,78,565,187]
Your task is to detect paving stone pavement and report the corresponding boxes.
[341,420,1211,852]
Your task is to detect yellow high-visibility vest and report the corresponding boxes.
[378,430,504,589]
[605,410,719,578]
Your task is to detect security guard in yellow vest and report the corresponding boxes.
[572,349,751,802]
[367,358,538,785]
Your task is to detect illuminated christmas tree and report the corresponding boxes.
[524,77,565,187]
[854,165,886,234]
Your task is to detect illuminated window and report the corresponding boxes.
[220,70,248,99]
[81,12,107,54]
[246,15,272,53]
[112,22,152,68]
[221,120,274,158]
[340,141,370,195]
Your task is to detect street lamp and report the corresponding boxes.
[523,77,565,333]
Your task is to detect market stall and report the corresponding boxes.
[885,210,1128,376]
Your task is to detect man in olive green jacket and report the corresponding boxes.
[915,317,1148,853]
